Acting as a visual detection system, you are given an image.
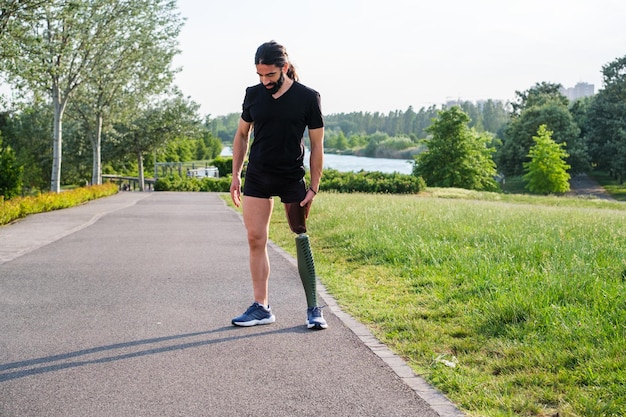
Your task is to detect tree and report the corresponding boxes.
[0,104,53,192]
[0,132,23,199]
[585,55,626,183]
[413,106,498,191]
[481,99,509,135]
[523,124,571,194]
[0,0,46,47]
[112,92,201,191]
[69,0,183,186]
[497,82,586,177]
[200,131,223,160]
[509,82,568,117]
[2,0,181,192]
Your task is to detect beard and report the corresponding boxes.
[264,72,285,95]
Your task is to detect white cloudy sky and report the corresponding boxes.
[174,0,625,117]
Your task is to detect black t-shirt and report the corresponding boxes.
[241,81,324,179]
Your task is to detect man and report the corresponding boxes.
[229,41,327,330]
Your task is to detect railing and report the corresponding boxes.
[102,175,155,191]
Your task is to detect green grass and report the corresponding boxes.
[260,190,626,417]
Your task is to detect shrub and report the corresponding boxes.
[0,183,118,226]
[211,156,233,177]
[154,175,232,192]
[320,169,426,194]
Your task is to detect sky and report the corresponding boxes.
[172,0,626,118]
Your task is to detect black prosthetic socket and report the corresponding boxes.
[285,202,307,234]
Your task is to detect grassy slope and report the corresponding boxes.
[264,189,626,417]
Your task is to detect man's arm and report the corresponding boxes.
[230,117,252,207]
[301,127,324,207]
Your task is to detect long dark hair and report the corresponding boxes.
[254,41,299,81]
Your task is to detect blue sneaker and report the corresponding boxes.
[232,302,275,327]
[306,306,328,330]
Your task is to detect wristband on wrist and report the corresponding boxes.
[308,188,318,195]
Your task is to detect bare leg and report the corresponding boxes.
[242,195,274,306]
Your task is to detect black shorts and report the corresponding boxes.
[243,168,306,204]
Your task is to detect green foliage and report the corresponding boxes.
[585,55,626,183]
[2,0,185,191]
[497,82,586,176]
[0,133,23,199]
[113,93,202,157]
[325,130,421,158]
[0,183,117,225]
[414,106,498,191]
[213,101,509,153]
[210,156,233,177]
[202,131,223,160]
[154,175,232,192]
[154,169,426,194]
[0,104,53,192]
[523,125,571,194]
[320,169,426,194]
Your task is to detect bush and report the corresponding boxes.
[320,169,426,194]
[0,183,118,226]
[0,136,23,199]
[154,175,232,192]
[211,156,233,177]
[153,170,427,195]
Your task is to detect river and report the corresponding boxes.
[220,147,414,175]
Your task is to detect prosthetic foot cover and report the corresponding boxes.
[295,234,317,308]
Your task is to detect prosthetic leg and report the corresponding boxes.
[286,202,327,329]
[285,203,317,308]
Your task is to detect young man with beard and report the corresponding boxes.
[229,41,327,330]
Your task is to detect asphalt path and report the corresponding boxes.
[0,192,463,417]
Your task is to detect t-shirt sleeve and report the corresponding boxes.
[307,91,324,130]
[241,87,253,123]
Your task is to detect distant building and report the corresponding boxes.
[560,82,594,101]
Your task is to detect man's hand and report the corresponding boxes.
[299,188,316,218]
[230,177,242,207]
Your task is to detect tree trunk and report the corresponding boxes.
[51,84,65,193]
[91,112,103,185]
[137,151,145,191]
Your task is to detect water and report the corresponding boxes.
[220,147,414,175]
[322,153,413,175]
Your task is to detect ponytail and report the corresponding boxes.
[255,41,298,81]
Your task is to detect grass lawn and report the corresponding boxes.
[261,189,626,417]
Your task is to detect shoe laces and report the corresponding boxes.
[309,305,326,317]
[248,302,267,314]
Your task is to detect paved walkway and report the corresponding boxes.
[567,173,616,200]
[0,192,464,417]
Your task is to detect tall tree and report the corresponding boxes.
[585,55,626,183]
[497,82,586,177]
[111,92,201,191]
[413,106,498,191]
[2,0,181,192]
[523,124,571,194]
[481,99,509,135]
[70,0,183,186]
